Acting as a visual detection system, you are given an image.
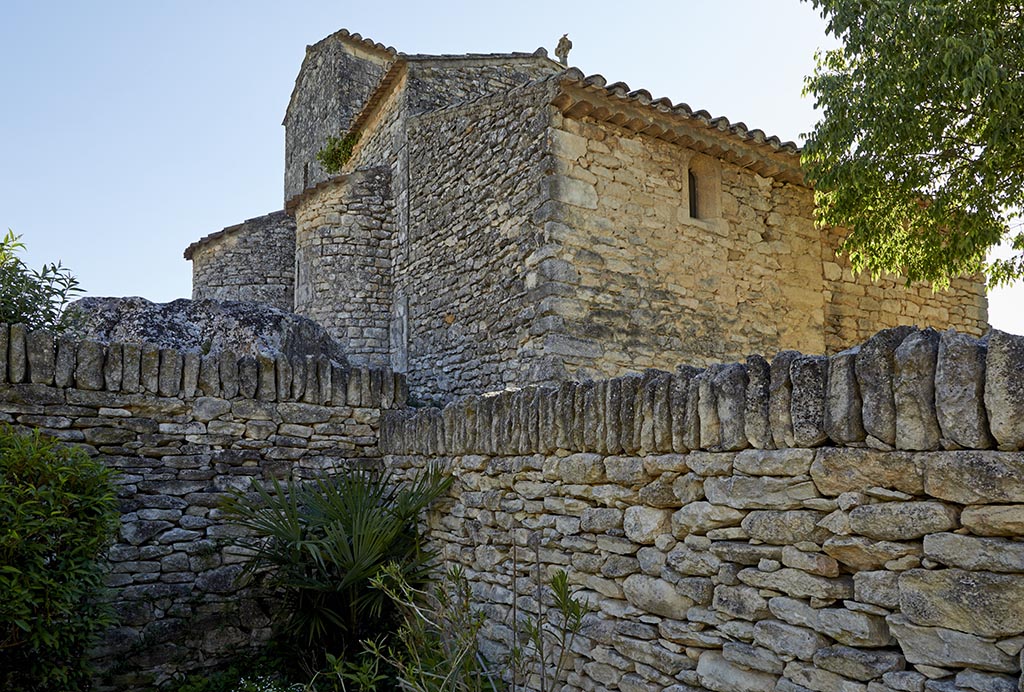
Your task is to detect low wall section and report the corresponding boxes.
[383,326,1024,692]
[0,323,404,689]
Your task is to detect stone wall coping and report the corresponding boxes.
[383,327,1021,455]
[1,323,406,409]
[183,209,294,261]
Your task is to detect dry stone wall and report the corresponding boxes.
[383,327,1024,692]
[186,211,296,311]
[0,323,403,689]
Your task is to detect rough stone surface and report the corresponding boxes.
[71,296,348,363]
[935,330,993,449]
[887,615,1018,672]
[847,502,959,541]
[898,568,1024,638]
[857,326,917,447]
[984,330,1024,450]
[894,329,941,451]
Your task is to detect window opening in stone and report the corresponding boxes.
[688,170,699,219]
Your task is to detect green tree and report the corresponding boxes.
[0,230,82,330]
[802,0,1024,287]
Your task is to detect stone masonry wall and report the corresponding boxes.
[0,323,404,690]
[383,327,1024,692]
[294,167,394,366]
[535,115,826,380]
[187,211,296,311]
[283,35,391,202]
[821,226,988,351]
[404,56,560,114]
[399,81,559,400]
[537,116,988,382]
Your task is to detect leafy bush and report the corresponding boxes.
[221,466,451,675]
[315,131,361,174]
[0,427,120,691]
[368,564,501,692]
[0,230,82,331]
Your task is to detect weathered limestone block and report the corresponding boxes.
[847,501,959,541]
[881,670,926,692]
[753,619,828,661]
[960,504,1024,536]
[742,510,828,546]
[619,376,640,454]
[159,349,184,397]
[811,448,923,497]
[721,642,784,675]
[256,354,276,401]
[922,532,1024,572]
[669,366,700,453]
[671,472,705,504]
[714,363,748,451]
[696,651,778,692]
[735,449,814,477]
[922,451,1024,504]
[857,326,917,447]
[887,615,1018,672]
[25,329,55,385]
[816,608,891,647]
[580,509,623,535]
[984,330,1024,450]
[219,350,242,398]
[622,574,693,619]
[713,584,770,621]
[745,354,774,449]
[783,661,868,692]
[698,369,721,450]
[140,343,160,393]
[894,329,941,450]
[688,451,734,476]
[737,567,853,601]
[826,347,866,445]
[623,506,672,544]
[791,355,829,447]
[182,352,200,398]
[823,536,921,572]
[770,350,801,448]
[854,571,900,610]
[560,452,604,483]
[898,568,1024,638]
[705,474,817,510]
[954,670,1018,692]
[101,342,122,391]
[781,545,840,578]
[666,543,721,576]
[8,323,26,383]
[75,340,106,390]
[197,353,220,397]
[301,356,320,404]
[54,335,76,387]
[935,330,993,449]
[672,502,744,536]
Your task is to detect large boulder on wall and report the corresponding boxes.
[68,297,348,363]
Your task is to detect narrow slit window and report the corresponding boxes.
[688,170,699,219]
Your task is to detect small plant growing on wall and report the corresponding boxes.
[316,131,361,174]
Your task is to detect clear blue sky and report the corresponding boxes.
[2,0,1020,334]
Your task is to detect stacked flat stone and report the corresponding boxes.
[384,327,1024,692]
[0,323,403,690]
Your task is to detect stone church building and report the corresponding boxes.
[184,29,987,400]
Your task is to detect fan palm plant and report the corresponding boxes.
[221,465,451,671]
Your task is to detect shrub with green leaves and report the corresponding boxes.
[0,427,120,691]
[221,466,451,675]
[315,131,361,174]
[0,230,82,331]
